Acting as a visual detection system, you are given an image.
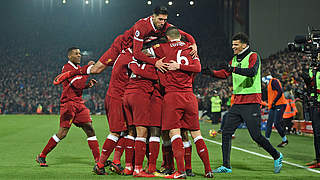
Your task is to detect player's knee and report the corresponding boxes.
[169,128,181,138]
[190,130,201,139]
[57,132,67,140]
[162,130,170,141]
[81,126,95,137]
[57,127,69,139]
[86,130,95,137]
[150,126,161,137]
[181,129,189,141]
[251,134,264,143]
[221,131,233,139]
[136,126,148,137]
[128,125,136,137]
[110,131,121,138]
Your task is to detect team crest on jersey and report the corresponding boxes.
[153,44,160,48]
[135,30,140,37]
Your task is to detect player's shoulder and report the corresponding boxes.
[249,51,259,58]
[63,61,78,71]
[135,16,152,28]
[134,16,153,37]
[62,63,71,71]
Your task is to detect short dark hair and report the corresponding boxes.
[67,47,79,56]
[153,6,168,16]
[166,26,180,39]
[232,32,249,44]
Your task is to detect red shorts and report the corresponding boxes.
[149,94,163,127]
[161,92,199,131]
[123,93,151,127]
[105,95,127,132]
[60,101,92,128]
[99,35,126,66]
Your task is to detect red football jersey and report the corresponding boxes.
[152,40,201,92]
[100,16,195,66]
[60,61,89,104]
[106,50,133,99]
[124,60,158,95]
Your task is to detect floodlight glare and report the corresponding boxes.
[147,1,152,5]
[105,0,109,4]
[62,0,66,4]
[189,1,194,6]
[85,0,89,5]
[168,1,173,6]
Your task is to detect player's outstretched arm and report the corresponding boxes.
[90,61,106,74]
[53,61,103,85]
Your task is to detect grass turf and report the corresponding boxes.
[0,115,319,179]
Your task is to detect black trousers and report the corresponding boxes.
[221,103,280,168]
[311,107,320,162]
[211,112,221,124]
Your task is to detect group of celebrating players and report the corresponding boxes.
[36,5,285,178]
[36,6,214,179]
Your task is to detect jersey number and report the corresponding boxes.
[176,50,189,65]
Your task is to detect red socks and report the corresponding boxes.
[171,135,185,173]
[134,137,146,172]
[125,135,135,170]
[194,136,212,173]
[113,137,126,164]
[162,143,175,169]
[97,134,119,168]
[40,135,60,158]
[87,136,100,162]
[183,141,192,170]
[148,136,160,173]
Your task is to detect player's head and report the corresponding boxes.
[165,26,181,41]
[213,90,218,95]
[67,47,81,64]
[152,6,168,30]
[232,32,249,55]
[262,75,272,85]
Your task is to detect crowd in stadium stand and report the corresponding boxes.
[0,40,110,114]
[0,38,308,116]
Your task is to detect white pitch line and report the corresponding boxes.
[203,137,320,174]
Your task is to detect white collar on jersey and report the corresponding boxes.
[150,16,157,32]
[238,45,250,55]
[68,61,78,69]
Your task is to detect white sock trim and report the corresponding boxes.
[171,135,182,143]
[149,136,160,143]
[163,140,171,147]
[87,65,93,74]
[135,137,146,143]
[87,136,97,141]
[183,140,192,148]
[52,134,60,143]
[125,135,135,141]
[107,134,119,143]
[193,136,203,143]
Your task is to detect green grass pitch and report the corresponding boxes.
[0,115,319,179]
